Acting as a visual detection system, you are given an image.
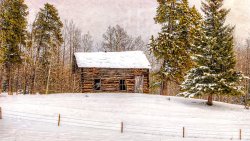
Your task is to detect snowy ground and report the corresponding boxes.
[0,93,250,141]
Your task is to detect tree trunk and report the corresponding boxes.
[244,46,250,103]
[207,94,213,106]
[30,47,41,94]
[73,74,76,93]
[15,66,20,94]
[23,61,28,94]
[0,77,2,95]
[61,38,66,93]
[45,64,51,95]
[30,68,35,94]
[29,18,37,95]
[24,60,27,94]
[30,66,37,94]
[160,80,169,95]
[160,81,163,95]
[0,67,2,95]
[7,68,13,95]
[24,77,28,94]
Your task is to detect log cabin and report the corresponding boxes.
[73,51,151,93]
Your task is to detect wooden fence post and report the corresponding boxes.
[121,122,123,133]
[240,129,242,140]
[183,127,185,138]
[58,114,61,126]
[0,107,2,119]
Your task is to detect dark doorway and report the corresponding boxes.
[93,79,101,90]
[135,76,144,93]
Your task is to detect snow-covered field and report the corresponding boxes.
[0,93,250,141]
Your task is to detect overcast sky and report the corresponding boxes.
[25,0,250,42]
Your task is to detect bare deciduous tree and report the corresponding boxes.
[80,32,93,52]
[102,25,145,52]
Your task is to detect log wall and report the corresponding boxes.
[76,68,149,93]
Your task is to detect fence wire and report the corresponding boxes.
[2,110,250,140]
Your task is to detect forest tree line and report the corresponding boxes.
[0,0,149,95]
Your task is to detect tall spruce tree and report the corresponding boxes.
[0,0,28,95]
[150,0,202,95]
[181,0,244,105]
[31,3,63,94]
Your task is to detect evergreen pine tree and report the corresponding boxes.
[181,0,244,105]
[0,0,28,95]
[31,3,63,94]
[150,0,202,95]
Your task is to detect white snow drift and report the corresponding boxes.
[0,93,249,141]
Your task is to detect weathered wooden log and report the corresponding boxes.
[76,68,150,93]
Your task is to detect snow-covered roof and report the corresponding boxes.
[74,51,151,69]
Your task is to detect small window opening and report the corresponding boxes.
[119,80,126,91]
[94,79,101,90]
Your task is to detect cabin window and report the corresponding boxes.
[119,80,126,91]
[94,79,101,90]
